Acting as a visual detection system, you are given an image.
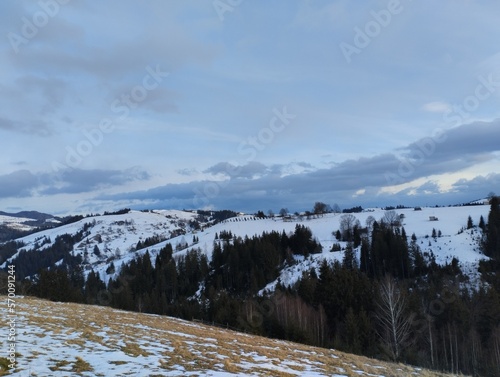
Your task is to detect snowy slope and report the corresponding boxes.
[0,215,36,232]
[0,210,202,280]
[0,295,455,377]
[0,212,60,232]
[1,205,491,290]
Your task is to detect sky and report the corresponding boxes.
[1,0,500,215]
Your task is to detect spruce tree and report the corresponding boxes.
[486,197,500,259]
[342,243,357,270]
[479,215,486,231]
[359,239,370,275]
[467,215,473,229]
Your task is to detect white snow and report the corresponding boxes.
[0,215,37,231]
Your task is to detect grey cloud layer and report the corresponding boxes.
[404,121,500,167]
[94,120,500,210]
[1,1,217,140]
[0,170,38,198]
[1,120,496,208]
[0,167,149,199]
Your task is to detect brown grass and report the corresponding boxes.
[0,295,464,377]
[0,357,11,376]
[48,359,71,372]
[120,341,150,357]
[72,356,93,373]
[109,360,128,366]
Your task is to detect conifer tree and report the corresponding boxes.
[479,215,486,231]
[467,215,474,229]
[345,307,361,353]
[342,243,357,270]
[486,197,500,259]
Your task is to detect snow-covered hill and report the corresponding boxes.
[0,295,457,376]
[1,205,491,290]
[0,211,59,232]
[0,209,204,278]
[0,215,37,232]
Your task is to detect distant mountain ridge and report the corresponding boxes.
[0,210,55,221]
[0,210,60,243]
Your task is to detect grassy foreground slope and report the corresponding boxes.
[0,296,464,377]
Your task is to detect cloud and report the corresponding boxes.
[421,101,452,113]
[381,174,500,207]
[1,1,500,214]
[93,120,500,212]
[293,1,350,31]
[0,117,52,136]
[40,167,150,195]
[400,120,500,179]
[95,154,404,211]
[450,173,500,196]
[107,85,180,114]
[478,52,500,81]
[0,170,38,198]
[8,2,218,80]
[203,161,317,180]
[15,75,68,114]
[177,168,199,177]
[203,161,269,179]
[0,167,150,199]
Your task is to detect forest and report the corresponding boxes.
[3,197,500,376]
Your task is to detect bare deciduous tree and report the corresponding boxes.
[376,275,412,361]
[313,202,328,216]
[382,210,400,227]
[331,203,341,214]
[365,215,376,230]
[338,214,360,242]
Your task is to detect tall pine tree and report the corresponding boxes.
[486,197,500,259]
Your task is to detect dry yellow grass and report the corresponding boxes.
[0,295,466,376]
[72,356,93,373]
[0,358,10,376]
[120,341,150,357]
[48,359,71,372]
